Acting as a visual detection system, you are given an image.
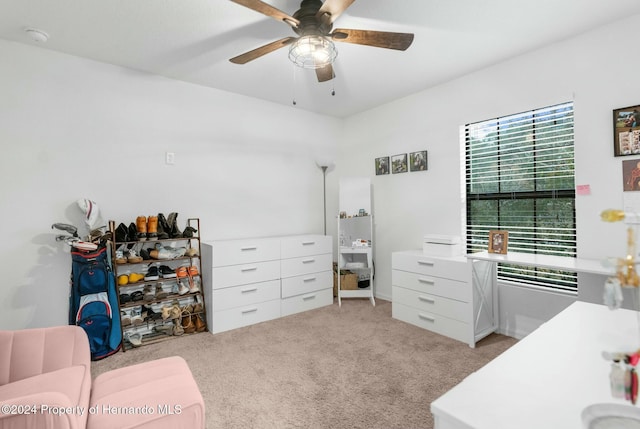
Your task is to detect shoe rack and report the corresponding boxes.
[108,217,208,351]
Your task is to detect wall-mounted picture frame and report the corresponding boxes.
[391,153,408,174]
[375,156,389,175]
[622,159,640,191]
[409,150,428,172]
[613,105,640,156]
[488,230,509,254]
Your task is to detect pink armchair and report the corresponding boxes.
[0,326,204,429]
[0,326,92,429]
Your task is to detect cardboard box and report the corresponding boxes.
[333,270,359,297]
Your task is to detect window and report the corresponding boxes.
[464,102,577,293]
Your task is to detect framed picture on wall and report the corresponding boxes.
[613,105,640,156]
[375,157,390,175]
[409,150,428,172]
[391,154,408,174]
[622,158,640,191]
[488,230,509,254]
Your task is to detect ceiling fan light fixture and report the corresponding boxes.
[288,35,337,69]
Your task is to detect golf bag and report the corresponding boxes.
[69,244,121,360]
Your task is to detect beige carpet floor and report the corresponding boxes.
[92,298,517,429]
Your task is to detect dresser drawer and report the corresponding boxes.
[211,299,281,334]
[392,301,469,344]
[210,238,280,267]
[281,253,332,278]
[392,286,469,323]
[281,270,332,299]
[212,260,280,289]
[392,252,469,282]
[281,235,332,259]
[281,288,333,317]
[392,269,469,302]
[213,279,281,312]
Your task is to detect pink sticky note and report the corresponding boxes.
[576,184,591,195]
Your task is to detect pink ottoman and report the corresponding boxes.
[87,356,205,429]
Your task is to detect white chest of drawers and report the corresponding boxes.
[203,235,333,334]
[392,250,489,348]
[280,235,333,317]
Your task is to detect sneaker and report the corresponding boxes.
[124,332,142,347]
[177,278,190,295]
[115,248,127,264]
[130,306,144,325]
[139,248,151,260]
[144,266,159,281]
[127,249,143,263]
[189,276,201,293]
[159,265,176,278]
[121,309,132,326]
[117,274,129,286]
[185,247,199,257]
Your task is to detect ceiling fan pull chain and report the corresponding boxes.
[292,64,298,106]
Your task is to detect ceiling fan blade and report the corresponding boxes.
[230,0,300,28]
[229,37,297,64]
[315,64,335,82]
[331,28,414,51]
[316,0,356,25]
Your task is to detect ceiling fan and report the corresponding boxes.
[229,0,414,82]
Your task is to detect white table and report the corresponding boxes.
[431,301,640,428]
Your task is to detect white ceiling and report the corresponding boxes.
[2,0,640,118]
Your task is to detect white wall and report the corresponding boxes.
[336,14,640,337]
[4,14,640,337]
[0,39,342,330]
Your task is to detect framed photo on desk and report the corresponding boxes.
[488,230,508,254]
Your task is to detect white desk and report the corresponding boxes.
[431,301,640,428]
[467,251,613,276]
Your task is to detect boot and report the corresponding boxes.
[147,215,158,241]
[167,212,182,238]
[128,223,138,244]
[136,216,148,241]
[157,213,170,239]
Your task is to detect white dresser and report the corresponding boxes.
[203,235,333,334]
[391,250,496,348]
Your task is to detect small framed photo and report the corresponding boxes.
[391,153,408,174]
[488,230,509,254]
[375,157,389,175]
[409,150,428,172]
[613,105,640,156]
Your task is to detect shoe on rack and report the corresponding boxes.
[130,291,144,302]
[157,213,170,240]
[142,305,162,321]
[144,265,159,281]
[136,216,148,241]
[177,278,190,295]
[128,223,138,245]
[139,247,151,260]
[176,266,188,279]
[121,309,132,326]
[128,272,145,283]
[189,276,201,293]
[154,323,174,336]
[119,293,131,305]
[147,215,158,241]
[115,223,129,243]
[143,284,155,302]
[127,248,143,263]
[159,265,176,278]
[115,248,127,264]
[124,332,143,347]
[181,308,196,334]
[130,306,144,325]
[185,247,199,257]
[172,319,184,336]
[167,212,183,238]
[155,283,168,299]
[194,313,206,332]
[117,274,129,286]
[183,226,197,238]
